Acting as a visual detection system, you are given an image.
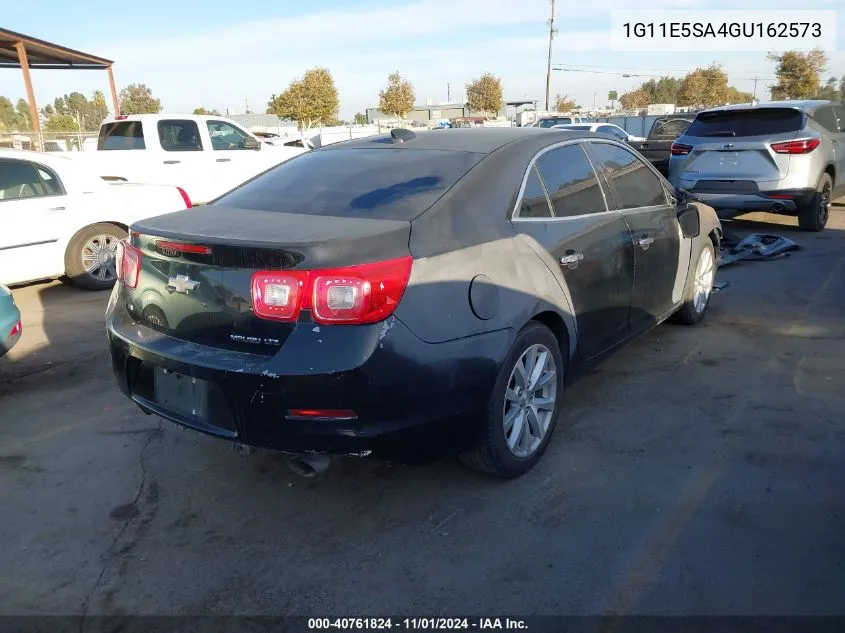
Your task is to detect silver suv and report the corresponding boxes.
[668,100,845,231]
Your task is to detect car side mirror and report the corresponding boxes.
[244,137,261,151]
[677,204,700,239]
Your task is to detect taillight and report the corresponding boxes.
[9,321,22,337]
[116,239,142,289]
[251,256,413,325]
[286,409,357,420]
[155,240,211,255]
[770,138,820,154]
[176,187,193,208]
[251,271,309,321]
[671,143,693,156]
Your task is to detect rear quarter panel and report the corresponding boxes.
[395,144,578,355]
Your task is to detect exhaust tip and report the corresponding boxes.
[771,202,785,212]
[288,454,332,477]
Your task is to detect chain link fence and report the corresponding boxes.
[0,130,99,153]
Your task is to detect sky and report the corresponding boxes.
[2,0,844,119]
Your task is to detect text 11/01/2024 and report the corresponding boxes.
[610,10,837,52]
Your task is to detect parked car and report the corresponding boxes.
[68,114,309,204]
[106,128,721,478]
[668,100,845,231]
[0,283,22,358]
[629,115,695,176]
[0,149,190,289]
[530,116,590,128]
[552,122,645,142]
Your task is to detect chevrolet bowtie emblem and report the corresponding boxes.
[722,143,735,150]
[166,274,200,295]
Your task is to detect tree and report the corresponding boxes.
[45,114,79,133]
[378,71,415,121]
[840,75,845,101]
[41,104,55,118]
[768,49,827,100]
[677,65,729,108]
[119,83,162,115]
[193,107,222,115]
[817,77,839,101]
[267,67,339,129]
[641,76,682,104]
[619,87,651,111]
[465,72,503,117]
[608,90,618,108]
[553,93,576,112]
[353,112,368,125]
[725,86,753,104]
[15,99,31,130]
[0,97,19,131]
[88,91,109,130]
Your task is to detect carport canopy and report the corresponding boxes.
[0,28,119,135]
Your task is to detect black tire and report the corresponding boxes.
[64,223,127,291]
[671,239,716,326]
[460,321,566,478]
[798,172,832,232]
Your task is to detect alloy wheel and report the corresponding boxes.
[818,183,831,226]
[503,343,557,458]
[693,246,715,314]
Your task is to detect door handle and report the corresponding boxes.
[163,160,181,165]
[216,158,232,163]
[560,252,584,267]
[638,236,655,249]
[47,206,66,212]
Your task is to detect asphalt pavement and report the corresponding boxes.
[1,208,844,618]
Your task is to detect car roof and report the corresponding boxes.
[0,148,75,167]
[321,127,589,155]
[700,99,832,114]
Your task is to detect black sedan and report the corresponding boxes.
[106,128,721,478]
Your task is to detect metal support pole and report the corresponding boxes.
[15,42,40,135]
[107,65,120,116]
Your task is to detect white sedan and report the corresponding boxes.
[552,122,645,142]
[0,149,190,290]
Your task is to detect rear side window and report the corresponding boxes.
[598,125,628,140]
[98,121,145,150]
[535,144,606,217]
[588,143,666,210]
[650,118,692,138]
[214,148,484,220]
[159,120,203,152]
[517,166,553,219]
[0,160,60,200]
[685,109,804,138]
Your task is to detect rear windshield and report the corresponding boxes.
[539,118,574,128]
[649,118,692,138]
[685,109,804,138]
[213,148,483,220]
[98,121,145,150]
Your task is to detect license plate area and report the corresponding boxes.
[154,367,210,420]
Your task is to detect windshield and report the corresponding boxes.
[213,148,484,220]
[538,118,573,128]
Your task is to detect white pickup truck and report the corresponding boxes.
[70,114,308,203]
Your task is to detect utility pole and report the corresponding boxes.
[544,0,557,112]
[447,82,451,102]
[752,77,759,99]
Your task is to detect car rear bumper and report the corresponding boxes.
[106,304,514,461]
[682,188,816,218]
[0,330,21,357]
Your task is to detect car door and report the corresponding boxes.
[156,119,212,202]
[0,158,67,284]
[205,119,265,197]
[585,140,681,327]
[511,142,635,359]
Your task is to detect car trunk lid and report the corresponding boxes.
[123,205,412,355]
